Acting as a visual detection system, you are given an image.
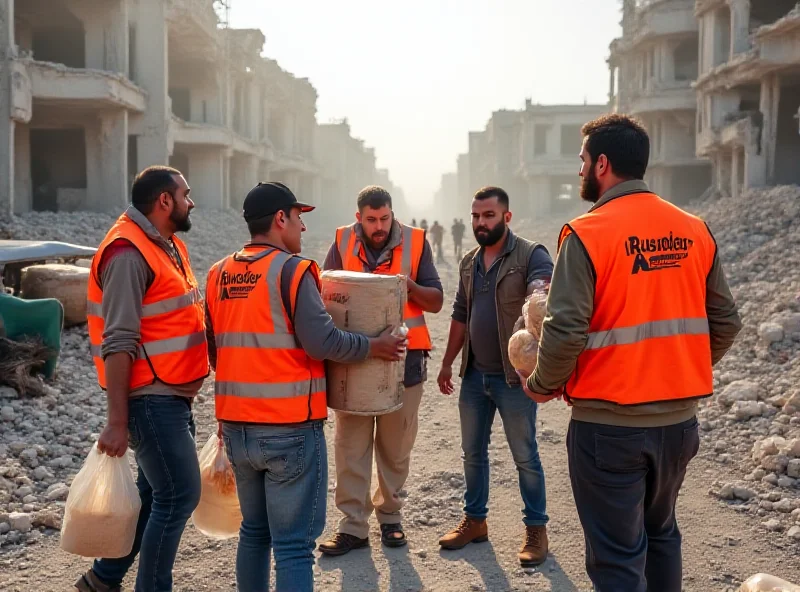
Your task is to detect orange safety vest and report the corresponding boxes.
[335,223,432,350]
[87,214,209,390]
[206,245,327,424]
[558,191,716,406]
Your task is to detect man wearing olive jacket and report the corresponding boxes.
[522,114,742,592]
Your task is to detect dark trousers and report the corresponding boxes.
[566,417,700,592]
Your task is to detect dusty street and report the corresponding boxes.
[1,210,799,591]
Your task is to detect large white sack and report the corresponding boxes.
[21,263,89,327]
[321,270,407,416]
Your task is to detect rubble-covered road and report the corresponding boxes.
[1,188,799,591]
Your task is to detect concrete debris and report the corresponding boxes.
[691,186,800,532]
[758,322,785,344]
[8,512,32,534]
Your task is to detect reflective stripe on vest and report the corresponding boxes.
[207,246,327,424]
[216,376,327,399]
[560,192,716,406]
[89,331,207,359]
[334,223,432,350]
[87,214,209,390]
[85,287,202,319]
[584,317,710,350]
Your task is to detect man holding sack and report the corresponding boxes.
[319,186,444,554]
[205,182,405,592]
[76,167,208,592]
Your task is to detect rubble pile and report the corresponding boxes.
[0,208,332,550]
[692,186,800,540]
[0,209,251,288]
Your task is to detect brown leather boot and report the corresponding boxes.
[519,525,548,567]
[318,532,369,557]
[74,570,121,592]
[438,516,488,550]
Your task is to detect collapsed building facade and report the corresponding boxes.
[694,0,800,197]
[0,0,393,217]
[440,101,605,218]
[609,0,800,200]
[609,0,712,202]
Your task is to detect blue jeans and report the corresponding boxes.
[92,396,202,592]
[222,420,327,592]
[459,366,548,526]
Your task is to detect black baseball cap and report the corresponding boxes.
[242,182,315,222]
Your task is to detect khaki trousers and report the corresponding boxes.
[333,383,424,539]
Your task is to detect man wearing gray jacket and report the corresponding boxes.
[78,166,207,592]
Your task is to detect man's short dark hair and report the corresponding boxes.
[581,114,650,180]
[357,185,392,211]
[473,186,509,209]
[247,207,291,237]
[131,166,181,215]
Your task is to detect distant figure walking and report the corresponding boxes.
[411,218,417,227]
[451,218,465,259]
[430,221,445,264]
[419,219,428,233]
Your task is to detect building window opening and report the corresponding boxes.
[30,129,87,213]
[170,88,192,121]
[750,1,797,29]
[560,125,582,156]
[674,38,698,81]
[774,81,800,185]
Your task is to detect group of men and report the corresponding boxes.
[409,218,467,263]
[77,113,741,592]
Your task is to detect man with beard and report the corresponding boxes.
[319,185,443,555]
[78,166,208,592]
[436,186,553,567]
[520,114,742,591]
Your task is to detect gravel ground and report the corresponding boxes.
[0,188,799,590]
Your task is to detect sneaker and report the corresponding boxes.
[438,515,488,550]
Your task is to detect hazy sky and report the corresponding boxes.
[229,0,622,206]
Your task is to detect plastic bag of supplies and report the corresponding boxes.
[191,432,242,539]
[738,573,800,592]
[509,281,549,375]
[60,443,141,558]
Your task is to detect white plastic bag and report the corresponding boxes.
[738,573,800,592]
[60,443,141,558]
[510,284,549,375]
[191,433,242,539]
[522,284,549,341]
[508,329,539,376]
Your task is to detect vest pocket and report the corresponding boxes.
[497,267,526,306]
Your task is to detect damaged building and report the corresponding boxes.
[518,101,607,215]
[609,0,712,202]
[695,0,800,197]
[315,118,403,229]
[441,101,605,218]
[0,0,379,216]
